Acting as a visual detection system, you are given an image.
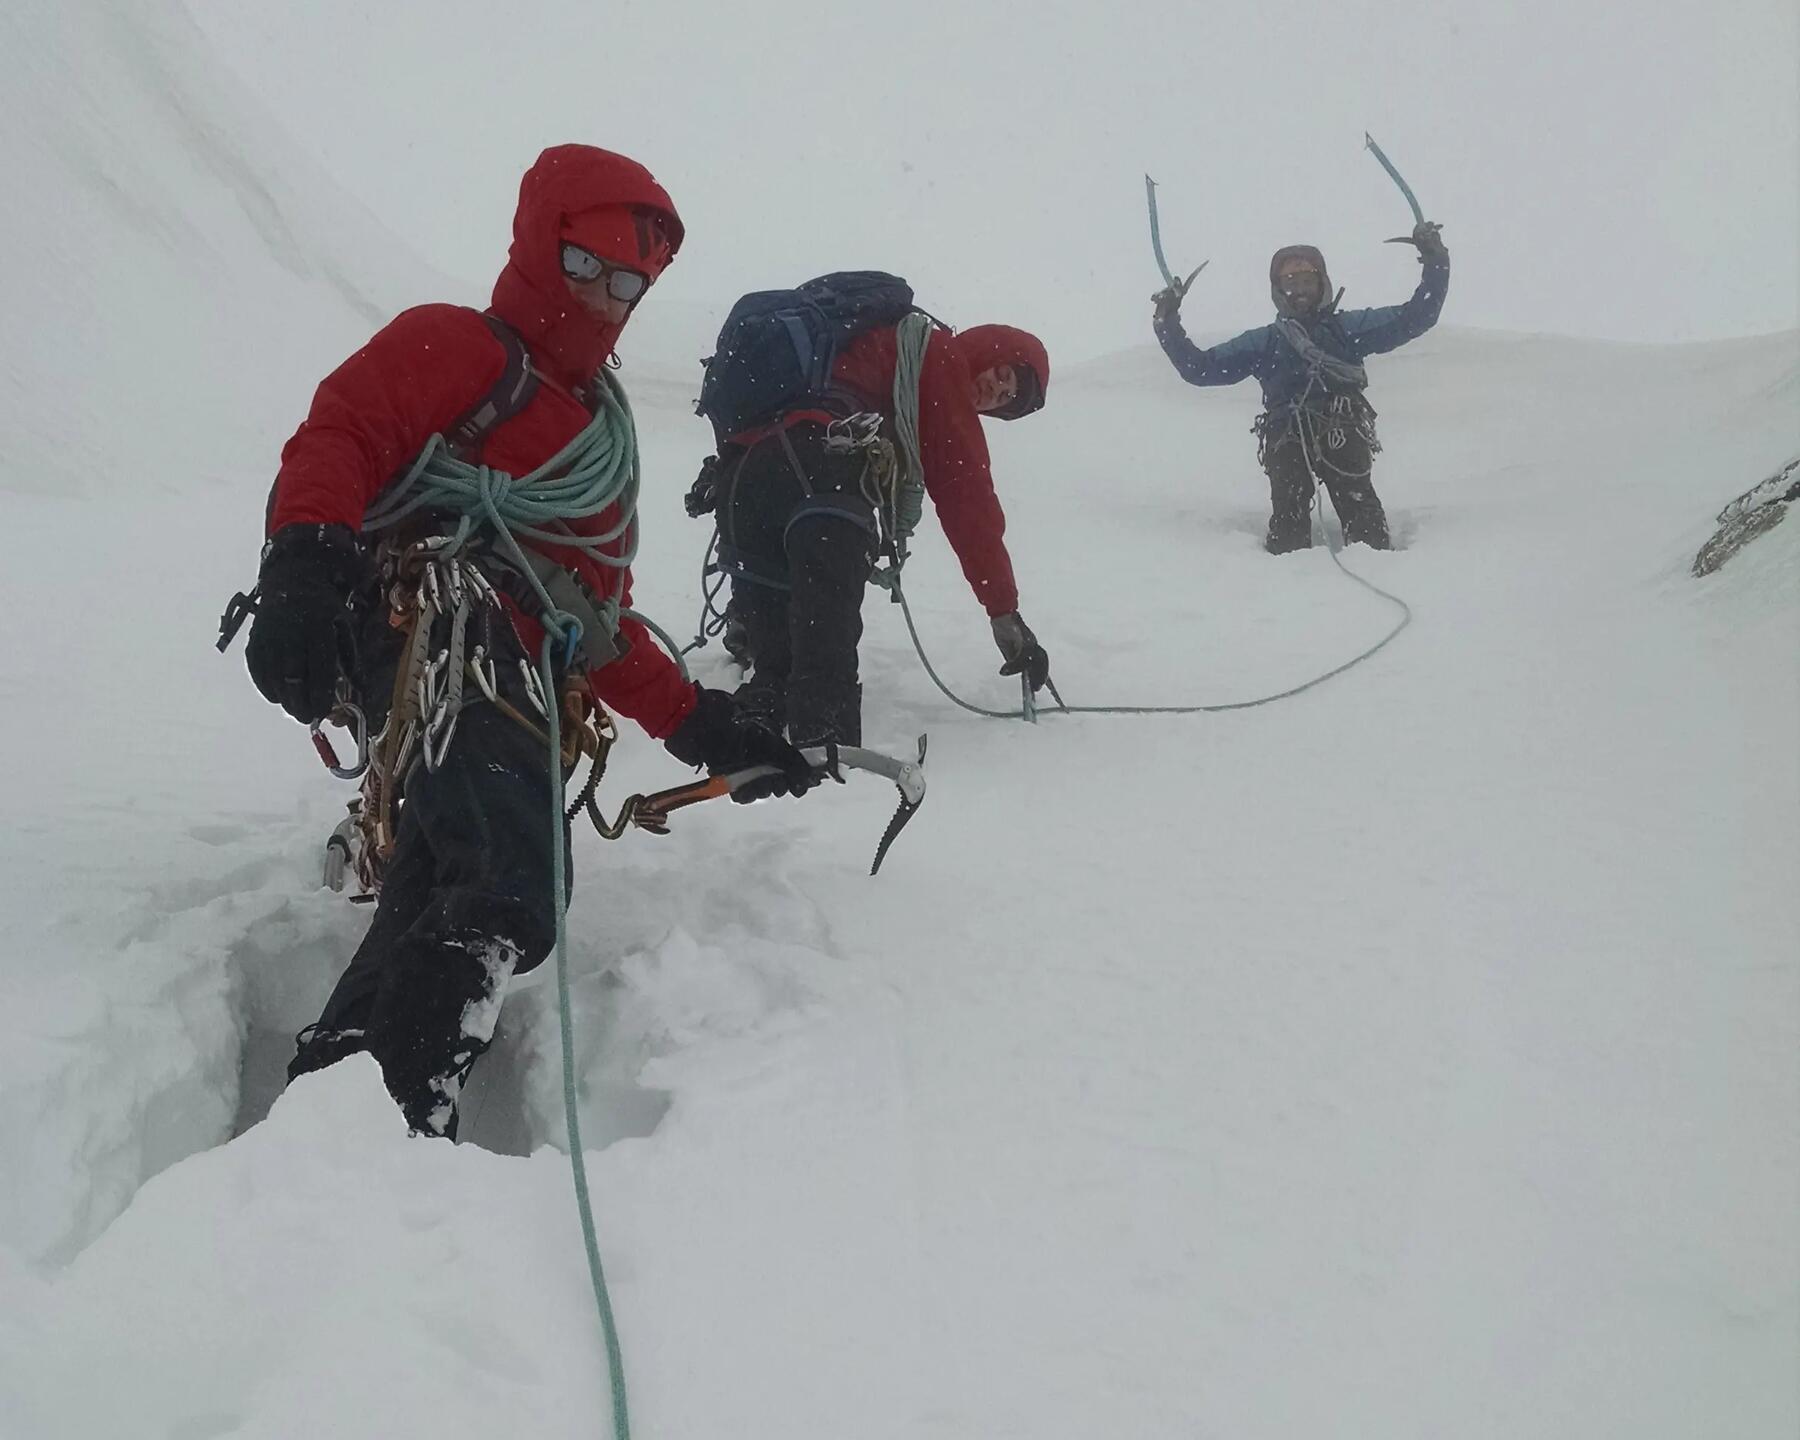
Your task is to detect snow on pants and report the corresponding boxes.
[721,425,877,746]
[1262,426,1391,554]
[289,702,566,1137]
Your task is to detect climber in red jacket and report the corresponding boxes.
[244,144,818,1137]
[700,273,1052,745]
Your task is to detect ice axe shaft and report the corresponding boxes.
[726,742,926,808]
[1145,174,1177,289]
[1364,131,1425,226]
[1144,175,1208,297]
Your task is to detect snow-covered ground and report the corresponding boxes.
[2,4,1796,1438]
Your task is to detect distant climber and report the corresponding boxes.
[1153,224,1449,552]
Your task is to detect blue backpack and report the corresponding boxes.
[696,271,916,446]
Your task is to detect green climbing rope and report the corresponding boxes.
[889,312,932,547]
[365,369,685,683]
[368,373,640,1437]
[894,367,1413,720]
[893,493,1411,721]
[542,638,631,1440]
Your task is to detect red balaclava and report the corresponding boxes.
[954,324,1051,420]
[491,144,683,389]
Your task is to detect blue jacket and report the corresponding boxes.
[1154,253,1449,412]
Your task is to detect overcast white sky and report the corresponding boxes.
[190,0,1798,363]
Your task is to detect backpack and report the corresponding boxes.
[695,271,916,447]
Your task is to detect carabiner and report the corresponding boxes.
[311,703,370,781]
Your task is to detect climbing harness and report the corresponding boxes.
[1257,390,1381,469]
[680,308,938,652]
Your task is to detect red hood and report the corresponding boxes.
[953,324,1050,419]
[490,144,683,389]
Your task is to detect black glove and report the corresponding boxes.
[665,686,821,803]
[244,523,362,724]
[1153,262,1206,320]
[684,455,723,519]
[991,611,1051,693]
[1412,220,1447,262]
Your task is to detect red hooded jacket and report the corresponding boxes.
[832,322,1049,618]
[266,146,698,739]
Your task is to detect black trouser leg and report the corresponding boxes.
[722,427,876,747]
[785,511,874,747]
[1264,439,1317,554]
[290,806,435,1080]
[729,579,792,727]
[1318,434,1391,549]
[289,703,563,1137]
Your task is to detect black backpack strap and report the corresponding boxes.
[445,312,541,459]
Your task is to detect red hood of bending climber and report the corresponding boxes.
[822,320,1049,617]
[952,324,1050,415]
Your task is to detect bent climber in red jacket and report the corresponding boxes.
[710,289,1053,746]
[243,144,818,1138]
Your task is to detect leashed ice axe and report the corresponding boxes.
[586,737,930,877]
[1143,174,1208,300]
[1364,131,1441,250]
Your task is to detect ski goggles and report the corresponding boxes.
[559,243,651,303]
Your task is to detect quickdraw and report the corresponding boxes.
[823,411,913,592]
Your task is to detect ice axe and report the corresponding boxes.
[1143,175,1208,300]
[585,737,930,877]
[1363,132,1437,249]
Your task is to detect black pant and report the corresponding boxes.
[721,427,877,746]
[1263,427,1391,554]
[289,702,566,1137]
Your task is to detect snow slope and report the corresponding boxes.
[2,5,1798,1438]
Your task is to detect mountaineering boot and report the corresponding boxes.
[289,1022,371,1082]
[365,928,523,1140]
